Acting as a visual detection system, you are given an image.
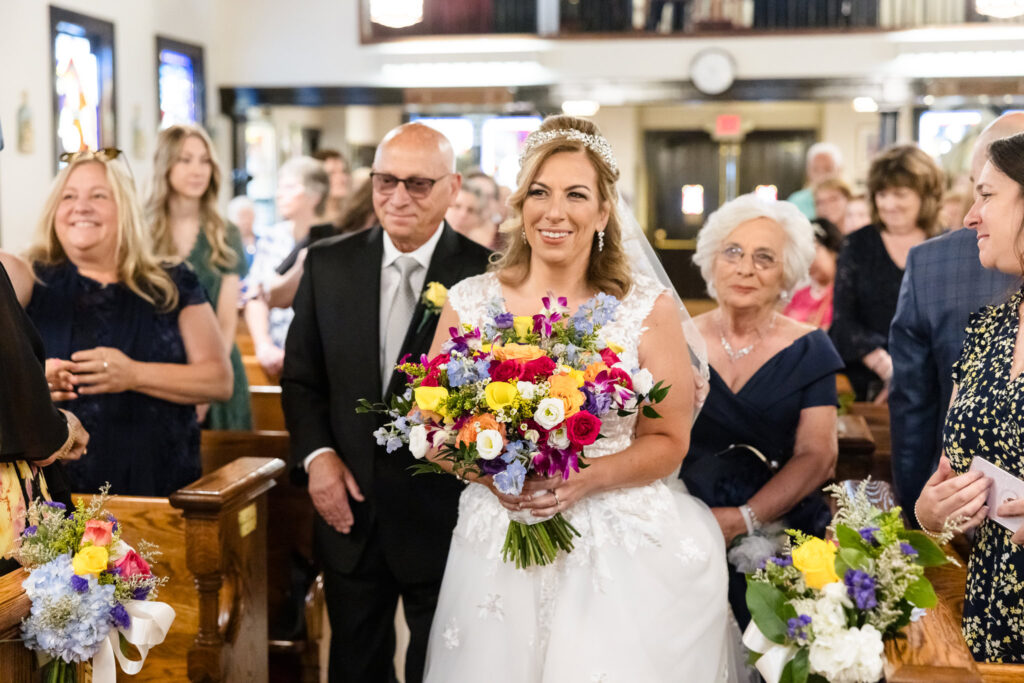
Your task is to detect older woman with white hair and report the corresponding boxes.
[680,194,843,628]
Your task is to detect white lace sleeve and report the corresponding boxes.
[447,272,502,328]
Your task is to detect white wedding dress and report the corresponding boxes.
[424,272,739,683]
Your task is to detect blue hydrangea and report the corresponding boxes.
[493,461,527,495]
[22,554,116,662]
[448,356,489,388]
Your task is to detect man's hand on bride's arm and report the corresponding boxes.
[307,450,365,534]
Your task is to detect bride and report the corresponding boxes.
[422,116,738,682]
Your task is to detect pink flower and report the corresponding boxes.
[520,356,557,382]
[81,519,114,547]
[114,550,152,579]
[566,411,601,447]
[600,348,621,367]
[490,360,523,383]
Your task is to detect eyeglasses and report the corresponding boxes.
[719,245,779,271]
[370,172,449,198]
[59,147,123,164]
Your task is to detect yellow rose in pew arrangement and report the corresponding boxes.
[414,385,450,414]
[72,545,110,576]
[485,381,519,412]
[791,537,840,590]
[421,281,448,312]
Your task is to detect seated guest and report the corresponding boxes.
[0,253,88,573]
[786,142,842,219]
[227,195,258,270]
[844,193,872,234]
[783,218,842,329]
[681,194,842,627]
[146,124,252,430]
[243,156,328,378]
[313,149,352,228]
[915,131,1024,663]
[446,186,492,247]
[813,177,852,234]
[5,149,231,496]
[829,144,944,401]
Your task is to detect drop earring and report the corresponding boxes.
[522,228,527,242]
[597,231,605,252]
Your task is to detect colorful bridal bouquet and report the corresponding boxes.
[742,481,956,683]
[14,489,175,683]
[360,293,668,569]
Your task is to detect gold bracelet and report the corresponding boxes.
[53,412,77,461]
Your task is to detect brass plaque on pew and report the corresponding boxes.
[238,502,258,538]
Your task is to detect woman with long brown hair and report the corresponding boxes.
[146,124,251,429]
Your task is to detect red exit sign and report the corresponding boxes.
[715,114,742,137]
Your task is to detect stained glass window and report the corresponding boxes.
[156,37,205,128]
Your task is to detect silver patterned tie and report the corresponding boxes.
[382,255,421,391]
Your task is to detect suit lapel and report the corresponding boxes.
[350,228,385,400]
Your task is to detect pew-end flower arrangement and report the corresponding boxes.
[359,293,669,569]
[14,487,175,683]
[742,480,959,683]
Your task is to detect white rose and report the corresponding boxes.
[516,381,538,400]
[534,397,565,430]
[548,427,570,450]
[633,368,654,396]
[808,624,884,683]
[475,429,505,460]
[409,425,429,459]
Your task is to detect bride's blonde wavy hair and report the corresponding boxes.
[28,156,179,311]
[146,124,236,271]
[493,115,632,300]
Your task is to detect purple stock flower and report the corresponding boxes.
[844,569,878,610]
[493,312,514,329]
[70,575,89,593]
[43,501,66,510]
[787,614,812,641]
[132,586,151,601]
[900,542,918,557]
[23,525,37,536]
[858,526,880,545]
[477,456,508,476]
[110,603,131,630]
[759,555,793,569]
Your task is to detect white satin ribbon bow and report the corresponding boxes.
[92,599,175,681]
[742,621,798,683]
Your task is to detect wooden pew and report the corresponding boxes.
[838,401,892,483]
[244,355,278,386]
[0,568,38,681]
[251,385,286,431]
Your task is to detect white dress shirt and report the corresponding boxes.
[304,223,445,472]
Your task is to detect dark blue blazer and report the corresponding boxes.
[888,228,1019,513]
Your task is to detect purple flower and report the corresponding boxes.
[70,575,89,593]
[23,525,38,536]
[582,386,613,416]
[444,326,481,355]
[43,501,66,510]
[493,312,514,329]
[787,614,812,641]
[477,456,508,476]
[132,586,151,601]
[110,603,131,630]
[844,569,878,610]
[858,526,880,545]
[900,542,918,557]
[762,555,793,569]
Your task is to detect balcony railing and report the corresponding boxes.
[360,0,1024,42]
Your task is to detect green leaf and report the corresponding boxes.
[780,647,809,683]
[899,530,949,567]
[835,524,872,554]
[904,576,938,608]
[745,578,790,644]
[641,405,662,419]
[837,546,870,574]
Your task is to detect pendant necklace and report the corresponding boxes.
[719,312,776,362]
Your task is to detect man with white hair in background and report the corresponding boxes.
[787,142,843,219]
[888,112,1024,518]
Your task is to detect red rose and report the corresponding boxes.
[600,348,621,367]
[608,367,633,390]
[113,549,152,579]
[521,356,557,382]
[565,411,601,447]
[490,360,523,383]
[419,370,440,387]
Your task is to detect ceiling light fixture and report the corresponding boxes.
[975,0,1024,18]
[369,0,424,29]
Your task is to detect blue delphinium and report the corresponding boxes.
[493,461,528,495]
[787,614,812,642]
[22,554,116,663]
[844,569,878,610]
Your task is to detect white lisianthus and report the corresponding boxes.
[534,398,565,430]
[548,427,570,450]
[431,428,453,448]
[524,428,540,443]
[632,368,655,396]
[107,540,131,563]
[808,623,884,683]
[409,425,429,459]
[475,429,505,460]
[516,381,538,400]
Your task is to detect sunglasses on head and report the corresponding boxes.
[370,172,449,199]
[59,147,124,164]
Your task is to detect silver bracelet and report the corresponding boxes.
[738,504,761,535]
[913,499,942,535]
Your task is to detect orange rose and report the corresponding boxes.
[456,413,506,447]
[583,361,610,383]
[492,343,545,362]
[548,374,586,418]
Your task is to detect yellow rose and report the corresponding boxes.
[607,341,625,354]
[72,546,109,576]
[557,365,585,388]
[423,282,447,309]
[791,538,840,590]
[485,381,519,412]
[513,316,535,341]
[414,386,450,414]
[492,343,545,362]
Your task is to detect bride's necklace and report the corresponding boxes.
[718,312,777,362]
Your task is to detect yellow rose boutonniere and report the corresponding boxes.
[417,282,448,333]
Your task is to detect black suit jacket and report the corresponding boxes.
[281,224,491,582]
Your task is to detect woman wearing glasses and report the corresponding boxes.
[242,156,328,378]
[828,144,944,401]
[680,194,843,627]
[146,124,251,430]
[4,148,231,496]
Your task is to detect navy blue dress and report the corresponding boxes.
[680,329,843,626]
[27,262,207,496]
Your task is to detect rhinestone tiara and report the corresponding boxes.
[520,128,619,175]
